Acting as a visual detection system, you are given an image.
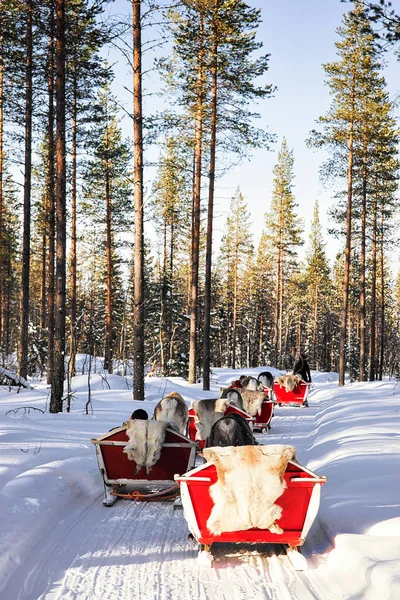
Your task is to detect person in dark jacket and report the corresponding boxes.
[293,353,312,383]
[130,409,148,420]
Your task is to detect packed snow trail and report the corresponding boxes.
[2,398,330,600]
[2,371,399,599]
[28,497,325,600]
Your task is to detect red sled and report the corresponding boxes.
[91,424,197,505]
[274,381,311,407]
[175,458,326,568]
[229,379,242,389]
[253,399,274,433]
[188,405,255,449]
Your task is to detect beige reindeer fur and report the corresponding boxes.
[123,419,168,474]
[191,398,230,441]
[153,391,189,436]
[240,389,265,417]
[203,444,296,536]
[276,374,301,393]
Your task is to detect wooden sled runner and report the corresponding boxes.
[175,457,326,568]
[274,381,311,407]
[91,424,197,505]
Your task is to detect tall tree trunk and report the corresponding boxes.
[40,224,47,338]
[188,12,204,384]
[338,123,354,387]
[359,145,367,381]
[379,208,385,381]
[278,245,284,363]
[232,221,238,370]
[68,70,78,387]
[50,0,66,413]
[5,251,11,355]
[159,222,167,375]
[46,1,56,384]
[18,0,33,380]
[273,199,284,367]
[202,7,218,391]
[312,282,319,367]
[368,189,378,381]
[104,149,113,375]
[0,15,4,346]
[226,305,230,366]
[273,242,282,366]
[132,0,145,400]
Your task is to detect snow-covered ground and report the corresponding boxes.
[0,361,399,599]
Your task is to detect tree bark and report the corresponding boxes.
[359,144,367,381]
[339,122,354,387]
[159,222,167,375]
[0,14,4,346]
[312,281,319,367]
[188,10,204,385]
[132,0,145,400]
[50,0,66,413]
[232,218,238,369]
[104,104,113,375]
[40,224,47,342]
[273,196,284,367]
[18,0,33,380]
[368,189,377,381]
[202,6,218,391]
[68,66,78,389]
[379,207,385,381]
[46,1,56,385]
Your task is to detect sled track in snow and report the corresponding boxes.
[4,493,331,600]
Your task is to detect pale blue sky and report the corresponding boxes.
[108,0,400,266]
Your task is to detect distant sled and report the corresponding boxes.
[274,380,311,407]
[91,424,197,505]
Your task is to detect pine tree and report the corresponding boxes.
[218,188,253,368]
[263,138,302,368]
[66,0,110,383]
[150,135,192,375]
[201,0,274,388]
[252,231,276,365]
[308,2,396,385]
[0,166,20,361]
[304,201,333,369]
[82,85,132,375]
[158,0,274,385]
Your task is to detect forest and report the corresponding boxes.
[1,0,400,411]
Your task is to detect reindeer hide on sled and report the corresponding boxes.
[203,444,296,536]
[123,420,169,475]
[276,374,301,393]
[240,389,265,417]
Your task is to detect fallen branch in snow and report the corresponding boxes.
[20,440,43,454]
[5,406,45,416]
[99,372,111,389]
[0,367,31,390]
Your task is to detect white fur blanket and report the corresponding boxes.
[203,444,296,536]
[191,398,230,441]
[123,420,168,475]
[240,389,265,416]
[276,374,301,392]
